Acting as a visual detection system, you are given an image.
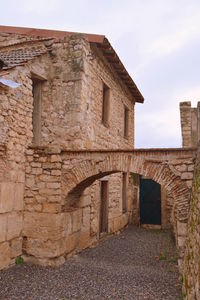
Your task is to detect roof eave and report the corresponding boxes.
[0,25,144,103]
[94,37,144,103]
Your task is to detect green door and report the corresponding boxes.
[140,177,161,225]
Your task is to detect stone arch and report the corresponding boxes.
[61,153,190,222]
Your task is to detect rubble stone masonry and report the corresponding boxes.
[181,102,200,299]
[0,32,137,269]
[0,29,197,285]
[0,65,33,269]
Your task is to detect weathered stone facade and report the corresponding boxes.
[0,26,197,286]
[0,27,142,270]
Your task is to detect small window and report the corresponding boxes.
[122,172,127,213]
[32,79,42,145]
[102,83,110,127]
[124,106,129,138]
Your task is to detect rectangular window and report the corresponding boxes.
[122,172,127,213]
[124,106,129,138]
[102,83,110,127]
[32,80,42,145]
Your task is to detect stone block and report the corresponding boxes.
[50,155,62,163]
[178,236,185,248]
[7,212,23,240]
[61,212,72,235]
[0,182,14,213]
[23,212,66,240]
[42,203,61,213]
[10,237,22,258]
[66,232,79,254]
[113,216,121,232]
[177,221,187,236]
[78,231,90,251]
[13,183,24,211]
[24,237,66,258]
[72,209,82,233]
[0,241,10,270]
[121,213,128,228]
[181,172,193,180]
[79,194,91,207]
[82,206,90,231]
[46,182,60,189]
[0,214,7,242]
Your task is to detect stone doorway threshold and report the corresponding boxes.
[141,224,161,229]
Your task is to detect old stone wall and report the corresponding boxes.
[81,43,135,149]
[0,67,33,269]
[24,147,134,265]
[79,37,136,240]
[23,147,193,266]
[0,32,138,269]
[182,102,200,299]
[180,101,200,148]
[39,35,136,250]
[38,34,136,242]
[183,148,200,300]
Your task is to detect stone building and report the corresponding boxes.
[0,26,197,284]
[0,25,146,269]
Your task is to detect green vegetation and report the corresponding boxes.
[15,256,24,265]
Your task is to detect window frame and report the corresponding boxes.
[102,82,110,127]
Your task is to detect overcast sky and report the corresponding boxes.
[1,0,200,148]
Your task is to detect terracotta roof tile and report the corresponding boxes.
[0,44,49,68]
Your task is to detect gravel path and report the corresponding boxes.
[0,226,182,300]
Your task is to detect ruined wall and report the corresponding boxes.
[180,101,200,148]
[0,67,33,270]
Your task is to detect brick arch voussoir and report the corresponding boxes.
[129,159,190,222]
[62,155,190,220]
[63,154,133,202]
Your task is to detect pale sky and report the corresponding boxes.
[1,0,200,148]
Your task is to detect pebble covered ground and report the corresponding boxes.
[0,226,182,300]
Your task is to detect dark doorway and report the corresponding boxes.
[140,177,161,225]
[100,180,108,234]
